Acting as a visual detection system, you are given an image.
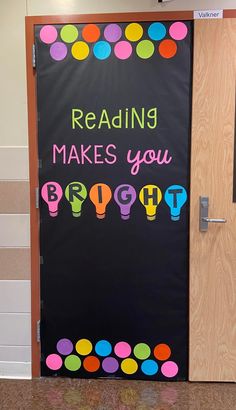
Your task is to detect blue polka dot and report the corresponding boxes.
[148,23,166,41]
[141,360,158,376]
[95,340,112,357]
[93,41,111,60]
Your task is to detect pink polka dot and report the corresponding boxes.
[114,341,131,358]
[46,353,63,370]
[114,41,132,60]
[161,361,179,378]
[40,25,58,44]
[169,22,188,40]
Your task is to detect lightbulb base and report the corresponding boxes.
[97,213,105,220]
[147,215,156,221]
[72,211,81,217]
[49,211,58,217]
[121,214,130,220]
[171,215,180,221]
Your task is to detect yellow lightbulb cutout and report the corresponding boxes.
[139,185,162,221]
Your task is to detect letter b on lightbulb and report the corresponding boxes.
[164,185,187,221]
[41,182,63,217]
[139,185,162,221]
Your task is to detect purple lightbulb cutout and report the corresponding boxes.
[114,184,137,220]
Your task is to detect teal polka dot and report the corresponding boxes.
[141,360,158,376]
[93,41,111,60]
[148,22,166,41]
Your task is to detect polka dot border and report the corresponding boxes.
[39,21,188,62]
[46,338,179,379]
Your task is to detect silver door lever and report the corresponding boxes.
[199,197,227,231]
[202,217,226,223]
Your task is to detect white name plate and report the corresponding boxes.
[194,10,223,19]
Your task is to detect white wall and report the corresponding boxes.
[0,0,235,379]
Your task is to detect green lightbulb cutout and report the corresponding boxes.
[65,182,87,217]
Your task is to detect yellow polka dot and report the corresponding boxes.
[125,23,143,42]
[71,41,90,60]
[75,339,92,355]
[121,358,138,375]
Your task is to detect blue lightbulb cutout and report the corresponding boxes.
[164,185,187,221]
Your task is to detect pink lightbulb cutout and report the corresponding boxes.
[114,184,137,220]
[41,182,63,217]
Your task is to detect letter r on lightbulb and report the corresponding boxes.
[41,182,63,217]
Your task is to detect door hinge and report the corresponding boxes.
[36,320,40,343]
[35,187,39,209]
[32,44,36,68]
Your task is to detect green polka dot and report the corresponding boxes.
[136,40,154,59]
[64,355,81,371]
[60,25,78,43]
[133,343,151,360]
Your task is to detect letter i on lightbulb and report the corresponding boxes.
[139,185,162,221]
[65,182,87,217]
[41,182,63,217]
[89,183,112,219]
[164,185,187,221]
[114,184,136,220]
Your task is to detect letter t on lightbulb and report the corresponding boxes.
[164,185,187,221]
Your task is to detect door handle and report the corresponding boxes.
[202,218,226,223]
[199,196,227,231]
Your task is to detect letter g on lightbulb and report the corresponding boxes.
[114,184,136,220]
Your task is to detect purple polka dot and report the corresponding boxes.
[104,24,122,42]
[102,357,119,373]
[114,41,132,60]
[40,25,58,44]
[56,338,73,355]
[50,42,67,61]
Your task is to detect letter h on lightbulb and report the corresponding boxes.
[139,185,162,221]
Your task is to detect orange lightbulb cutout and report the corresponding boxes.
[89,183,112,219]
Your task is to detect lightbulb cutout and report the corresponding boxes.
[89,183,112,219]
[164,185,187,221]
[114,184,136,220]
[41,182,63,217]
[139,184,162,221]
[65,182,87,217]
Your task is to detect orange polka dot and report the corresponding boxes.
[159,39,177,59]
[154,344,171,361]
[82,24,100,42]
[83,356,100,372]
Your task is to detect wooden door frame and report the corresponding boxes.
[25,9,236,378]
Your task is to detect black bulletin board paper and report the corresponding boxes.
[35,21,192,381]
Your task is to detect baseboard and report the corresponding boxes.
[0,361,31,379]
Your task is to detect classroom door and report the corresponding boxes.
[190,19,236,381]
[35,19,192,380]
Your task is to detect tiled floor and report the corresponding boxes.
[0,379,235,409]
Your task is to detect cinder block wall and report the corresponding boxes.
[0,0,235,379]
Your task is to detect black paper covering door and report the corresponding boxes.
[36,20,192,381]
